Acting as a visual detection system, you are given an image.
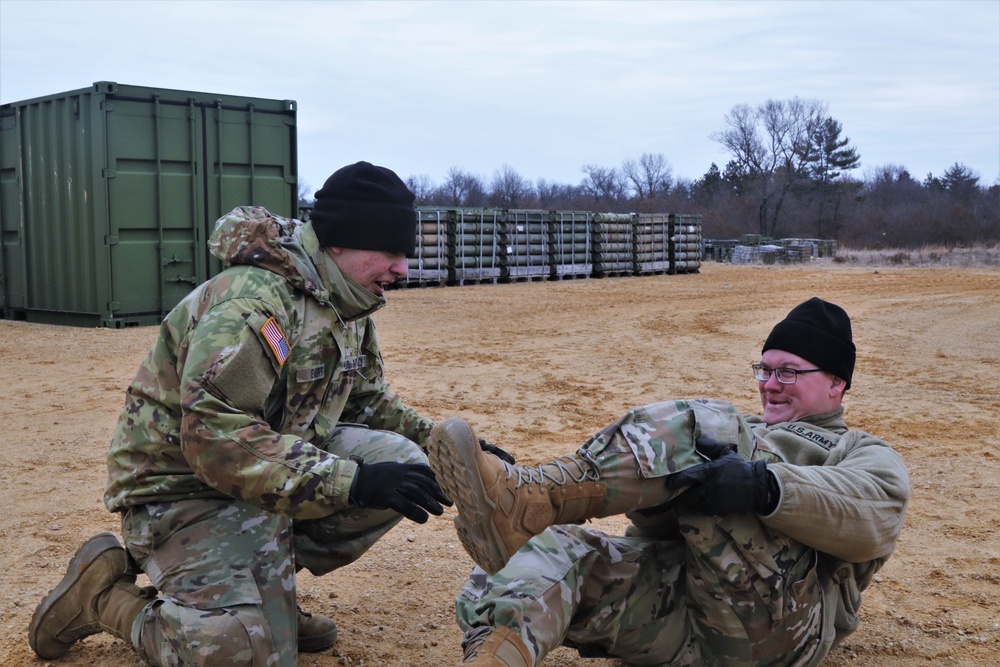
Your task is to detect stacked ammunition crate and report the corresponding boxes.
[668,214,703,274]
[705,239,738,262]
[634,213,671,274]
[780,238,816,263]
[732,244,782,264]
[548,211,593,279]
[505,210,551,281]
[406,208,450,285]
[387,208,707,290]
[449,208,508,284]
[591,213,635,277]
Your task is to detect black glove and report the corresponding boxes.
[666,438,778,515]
[349,461,452,524]
[479,438,516,464]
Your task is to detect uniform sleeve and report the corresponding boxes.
[762,432,910,562]
[339,319,436,447]
[177,299,358,519]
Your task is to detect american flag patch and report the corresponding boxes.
[261,317,290,366]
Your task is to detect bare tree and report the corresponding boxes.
[713,97,827,237]
[489,164,532,209]
[297,178,314,206]
[405,174,436,204]
[580,164,629,209]
[535,179,582,210]
[438,166,487,207]
[621,153,673,200]
[534,178,560,208]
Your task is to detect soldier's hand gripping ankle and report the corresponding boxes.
[667,438,779,515]
[349,460,453,523]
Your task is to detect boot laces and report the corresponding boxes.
[502,450,602,489]
[462,625,493,659]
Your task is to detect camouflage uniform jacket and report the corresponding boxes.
[747,406,910,655]
[105,206,434,519]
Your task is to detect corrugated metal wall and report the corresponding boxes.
[1,82,708,324]
[0,82,297,327]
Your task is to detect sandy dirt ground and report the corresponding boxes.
[1,261,998,667]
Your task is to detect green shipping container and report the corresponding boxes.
[0,81,297,327]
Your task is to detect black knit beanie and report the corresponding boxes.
[762,297,856,389]
[310,161,417,255]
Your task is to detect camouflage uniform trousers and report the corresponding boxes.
[120,425,426,666]
[456,400,824,667]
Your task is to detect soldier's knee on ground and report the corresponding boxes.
[139,600,280,665]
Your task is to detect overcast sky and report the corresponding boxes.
[2,0,998,195]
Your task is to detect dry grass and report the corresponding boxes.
[833,243,1000,268]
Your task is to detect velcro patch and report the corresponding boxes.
[343,350,367,372]
[260,317,291,366]
[296,365,326,383]
[780,423,839,450]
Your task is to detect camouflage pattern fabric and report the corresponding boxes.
[458,525,700,666]
[100,206,437,662]
[122,426,426,665]
[294,425,430,576]
[456,400,909,667]
[123,498,293,666]
[577,399,753,516]
[676,511,822,666]
[105,206,434,518]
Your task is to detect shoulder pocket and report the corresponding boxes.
[203,312,285,414]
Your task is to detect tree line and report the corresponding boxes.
[301,97,999,248]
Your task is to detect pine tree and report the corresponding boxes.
[803,116,861,238]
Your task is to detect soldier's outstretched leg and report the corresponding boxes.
[427,400,752,575]
[428,418,608,575]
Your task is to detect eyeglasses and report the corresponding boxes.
[752,363,824,384]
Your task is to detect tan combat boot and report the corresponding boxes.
[29,532,154,659]
[428,418,607,575]
[462,626,532,666]
[297,605,338,652]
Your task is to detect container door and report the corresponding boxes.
[1,93,104,324]
[0,109,22,315]
[103,96,205,322]
[203,101,297,276]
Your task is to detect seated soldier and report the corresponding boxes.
[427,297,910,667]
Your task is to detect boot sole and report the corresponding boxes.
[298,624,338,653]
[28,532,126,659]
[427,419,508,575]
